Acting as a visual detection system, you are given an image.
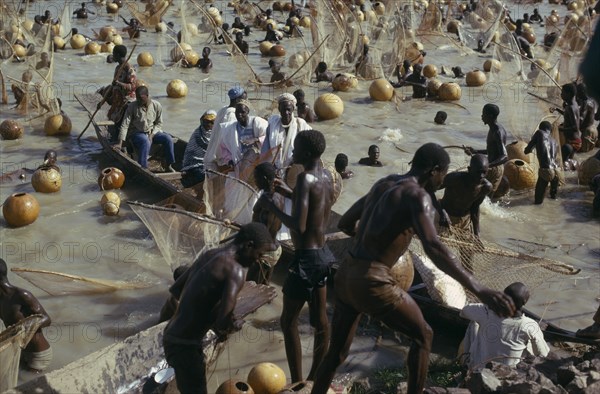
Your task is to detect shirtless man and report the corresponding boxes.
[551,83,581,152]
[163,223,276,394]
[524,121,562,204]
[248,162,285,284]
[73,3,95,19]
[358,145,383,167]
[256,130,335,382]
[234,32,249,55]
[465,104,508,197]
[0,150,59,184]
[310,143,516,394]
[197,47,213,73]
[293,89,317,123]
[335,153,354,179]
[404,63,427,99]
[314,61,334,83]
[35,52,50,70]
[0,259,53,372]
[440,154,492,236]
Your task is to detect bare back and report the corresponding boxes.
[165,247,244,341]
[352,176,436,266]
[290,165,334,249]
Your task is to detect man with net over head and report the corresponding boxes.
[310,143,516,394]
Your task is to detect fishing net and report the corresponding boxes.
[129,199,237,271]
[410,226,580,305]
[457,0,505,52]
[126,0,172,27]
[10,268,154,296]
[0,315,44,392]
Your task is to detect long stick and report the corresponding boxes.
[0,68,7,104]
[78,44,137,140]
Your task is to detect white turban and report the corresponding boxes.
[277,93,297,106]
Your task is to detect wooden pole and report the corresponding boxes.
[77,44,137,140]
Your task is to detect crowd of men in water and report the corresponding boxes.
[2,1,600,393]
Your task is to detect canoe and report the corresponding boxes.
[6,282,277,394]
[75,93,202,208]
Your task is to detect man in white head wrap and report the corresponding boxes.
[261,93,312,240]
[262,93,312,170]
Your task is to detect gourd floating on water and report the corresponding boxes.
[98,167,125,190]
[314,93,344,120]
[3,193,40,228]
[32,168,62,193]
[0,120,24,140]
[369,79,394,101]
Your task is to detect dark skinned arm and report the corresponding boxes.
[338,195,366,236]
[469,180,492,237]
[410,190,515,317]
[259,173,310,234]
[19,291,51,328]
[524,132,538,155]
[213,263,245,340]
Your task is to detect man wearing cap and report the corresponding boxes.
[203,86,247,173]
[181,110,216,196]
[117,85,176,172]
[98,45,137,139]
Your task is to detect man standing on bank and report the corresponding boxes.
[163,223,277,394]
[310,143,515,394]
[256,130,336,383]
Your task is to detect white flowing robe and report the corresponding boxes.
[261,115,312,240]
[217,116,268,224]
[262,115,312,169]
[203,106,236,172]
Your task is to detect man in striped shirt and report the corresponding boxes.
[181,110,216,195]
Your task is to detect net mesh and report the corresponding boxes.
[0,315,44,392]
[410,226,580,303]
[10,268,154,296]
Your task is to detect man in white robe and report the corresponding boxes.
[217,100,268,223]
[261,93,312,240]
[203,86,247,173]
